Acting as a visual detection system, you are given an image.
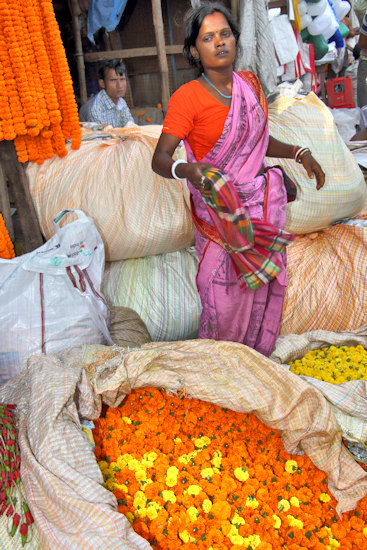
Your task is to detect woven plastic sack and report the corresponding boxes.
[27,125,194,261]
[266,92,367,234]
[0,210,112,384]
[102,247,201,341]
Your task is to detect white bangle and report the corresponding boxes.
[170,159,187,180]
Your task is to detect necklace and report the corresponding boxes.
[201,72,232,99]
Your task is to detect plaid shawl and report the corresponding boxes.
[192,167,296,290]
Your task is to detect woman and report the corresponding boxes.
[152,2,325,356]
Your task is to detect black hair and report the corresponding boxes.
[183,2,239,74]
[98,59,127,81]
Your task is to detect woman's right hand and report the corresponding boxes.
[182,162,215,192]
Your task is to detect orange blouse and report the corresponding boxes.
[162,80,230,161]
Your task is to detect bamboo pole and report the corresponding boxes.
[69,0,88,105]
[151,0,170,112]
[0,162,14,241]
[230,0,239,24]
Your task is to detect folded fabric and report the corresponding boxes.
[192,167,295,290]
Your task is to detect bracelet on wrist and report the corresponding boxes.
[295,147,311,164]
[170,159,187,180]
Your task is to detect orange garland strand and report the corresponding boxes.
[0,214,14,259]
[0,0,81,164]
[94,388,367,550]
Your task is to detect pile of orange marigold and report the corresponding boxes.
[93,388,367,550]
[0,0,81,164]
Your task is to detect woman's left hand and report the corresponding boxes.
[301,154,325,190]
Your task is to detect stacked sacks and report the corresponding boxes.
[103,93,367,342]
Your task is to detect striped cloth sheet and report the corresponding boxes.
[272,324,367,446]
[26,125,194,262]
[266,92,367,235]
[280,224,367,335]
[0,340,366,548]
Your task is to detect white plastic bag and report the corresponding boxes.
[0,209,113,385]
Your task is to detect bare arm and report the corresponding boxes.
[266,136,325,190]
[151,133,214,191]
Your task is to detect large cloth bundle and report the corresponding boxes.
[280,224,367,335]
[266,93,366,234]
[27,125,194,261]
[0,338,366,548]
[102,247,201,342]
[102,225,367,342]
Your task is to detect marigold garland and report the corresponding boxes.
[93,388,367,550]
[0,0,81,164]
[0,214,14,259]
[289,345,367,384]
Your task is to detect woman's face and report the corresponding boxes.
[190,12,236,72]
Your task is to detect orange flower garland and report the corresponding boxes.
[0,214,14,259]
[94,388,367,550]
[0,0,81,164]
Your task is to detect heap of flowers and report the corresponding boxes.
[0,404,34,546]
[0,214,14,259]
[0,0,81,164]
[289,345,367,384]
[93,387,367,549]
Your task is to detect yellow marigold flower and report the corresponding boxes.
[273,514,282,529]
[285,460,298,474]
[98,460,109,472]
[135,470,147,482]
[179,530,195,543]
[128,458,142,471]
[194,435,211,448]
[287,514,304,529]
[187,485,201,496]
[234,467,249,482]
[166,466,179,477]
[230,534,244,545]
[290,496,300,507]
[187,506,199,522]
[174,437,182,444]
[363,526,367,538]
[243,534,262,548]
[162,490,176,503]
[278,499,290,512]
[146,506,158,520]
[134,507,147,518]
[178,456,189,465]
[141,458,154,468]
[245,496,259,509]
[121,416,132,424]
[201,467,215,479]
[202,499,212,513]
[133,491,147,509]
[166,475,178,487]
[320,492,331,503]
[231,512,246,525]
[211,453,222,468]
[126,512,134,524]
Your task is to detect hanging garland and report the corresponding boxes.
[0,0,81,164]
[93,387,367,549]
[0,214,14,259]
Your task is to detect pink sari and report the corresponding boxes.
[185,72,289,357]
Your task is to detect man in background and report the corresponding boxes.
[79,59,135,126]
